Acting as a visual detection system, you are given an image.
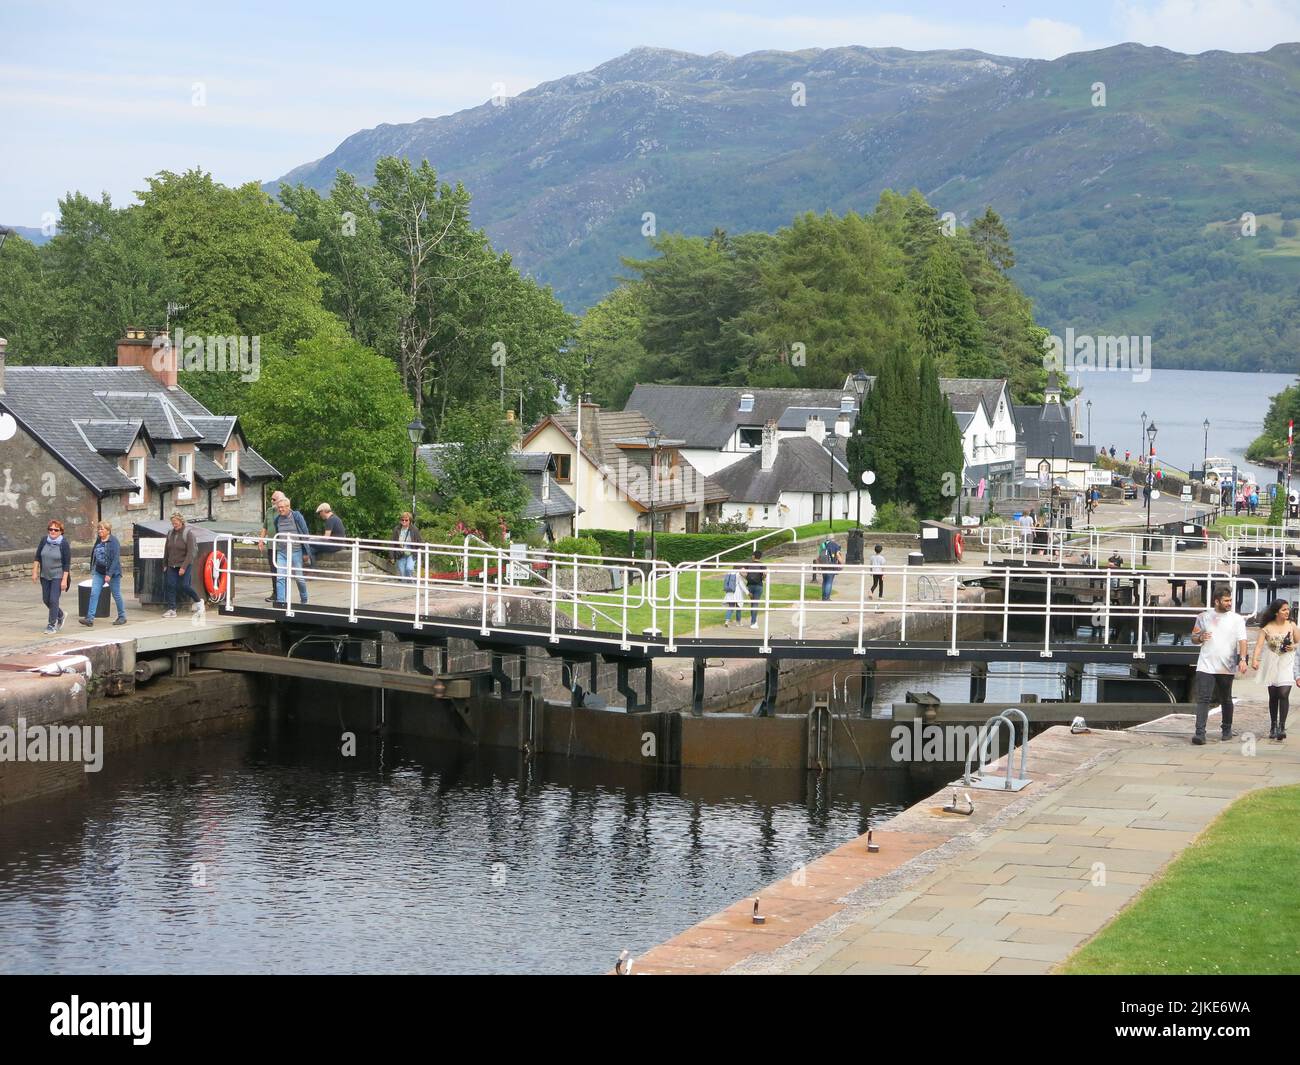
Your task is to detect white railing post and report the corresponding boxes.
[1136,575,1146,657]
[949,570,959,654]
[1042,573,1052,656]
[900,565,909,641]
[855,568,866,654]
[1002,569,1010,644]
[797,563,806,640]
[761,569,771,652]
[621,568,630,650]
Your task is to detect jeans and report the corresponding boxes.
[275,545,308,604]
[397,554,416,579]
[41,576,65,627]
[87,571,126,620]
[164,565,202,610]
[820,573,836,600]
[747,581,764,624]
[724,602,743,622]
[1194,671,1236,737]
[266,549,278,595]
[870,574,884,598]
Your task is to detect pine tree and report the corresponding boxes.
[858,350,920,507]
[912,354,966,519]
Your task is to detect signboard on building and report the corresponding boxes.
[138,537,165,560]
[1037,460,1051,488]
[1085,468,1112,487]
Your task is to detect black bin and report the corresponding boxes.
[77,579,111,619]
[919,520,963,563]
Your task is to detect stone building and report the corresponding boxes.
[0,330,280,551]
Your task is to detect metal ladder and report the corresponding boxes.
[961,708,1031,791]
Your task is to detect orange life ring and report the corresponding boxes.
[204,549,228,600]
[953,532,965,561]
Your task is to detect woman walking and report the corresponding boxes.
[722,562,746,627]
[79,521,127,627]
[391,512,422,579]
[163,512,205,620]
[1251,599,1300,740]
[32,519,72,635]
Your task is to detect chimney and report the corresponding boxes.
[761,419,778,471]
[116,326,177,389]
[0,337,6,395]
[805,414,826,444]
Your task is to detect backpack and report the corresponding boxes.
[723,571,737,593]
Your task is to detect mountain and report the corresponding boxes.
[2,226,52,246]
[270,43,1300,371]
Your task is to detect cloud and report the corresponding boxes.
[1113,0,1300,54]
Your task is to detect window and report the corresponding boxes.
[223,450,239,497]
[738,427,763,449]
[128,457,145,506]
[812,494,823,522]
[738,393,754,413]
[542,470,550,500]
[176,451,193,503]
[555,454,572,483]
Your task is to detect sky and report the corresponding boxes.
[3,0,1300,223]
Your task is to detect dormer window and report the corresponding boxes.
[738,393,754,413]
[542,470,550,500]
[839,394,854,413]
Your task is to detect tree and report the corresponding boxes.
[970,206,1015,271]
[434,401,529,526]
[912,353,966,519]
[856,349,919,507]
[913,242,989,377]
[570,283,648,409]
[240,327,418,537]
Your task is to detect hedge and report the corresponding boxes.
[581,528,786,565]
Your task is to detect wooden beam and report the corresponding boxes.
[192,650,442,696]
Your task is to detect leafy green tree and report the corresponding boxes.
[856,349,919,507]
[912,353,966,518]
[913,242,989,377]
[970,206,1015,271]
[434,401,529,526]
[571,283,648,408]
[240,327,418,537]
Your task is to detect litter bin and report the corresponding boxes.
[919,520,965,563]
[77,579,111,619]
[907,551,925,567]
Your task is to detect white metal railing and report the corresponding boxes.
[1225,523,1300,582]
[693,526,798,568]
[214,534,1258,660]
[978,524,1229,577]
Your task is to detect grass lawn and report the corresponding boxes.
[555,569,845,636]
[1061,785,1300,975]
[1208,515,1270,535]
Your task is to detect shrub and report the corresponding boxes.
[870,501,920,533]
[550,535,601,557]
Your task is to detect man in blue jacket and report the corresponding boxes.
[271,495,313,606]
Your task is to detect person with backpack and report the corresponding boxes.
[743,551,766,629]
[722,562,746,627]
[818,538,841,601]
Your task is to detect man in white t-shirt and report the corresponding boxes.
[869,543,886,599]
[1190,586,1249,745]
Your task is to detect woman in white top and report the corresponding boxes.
[1251,599,1300,740]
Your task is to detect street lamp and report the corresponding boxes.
[406,417,424,516]
[850,370,870,401]
[825,433,837,532]
[1144,421,1158,562]
[1140,410,1147,471]
[645,427,661,561]
[1202,419,1210,479]
[1086,399,1092,449]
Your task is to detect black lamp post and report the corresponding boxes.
[849,373,869,527]
[1202,418,1210,479]
[1140,410,1147,472]
[1086,399,1092,449]
[826,433,837,532]
[406,417,424,516]
[1144,421,1157,562]
[646,427,661,561]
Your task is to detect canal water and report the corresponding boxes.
[0,716,922,975]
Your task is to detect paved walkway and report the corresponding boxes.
[634,689,1300,975]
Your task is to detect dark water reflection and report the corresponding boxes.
[0,715,921,974]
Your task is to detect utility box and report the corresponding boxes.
[919,520,963,563]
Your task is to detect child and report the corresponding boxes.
[722,562,745,626]
[870,544,885,599]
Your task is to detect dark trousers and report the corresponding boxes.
[164,565,201,610]
[267,549,278,595]
[41,577,64,627]
[1267,686,1291,730]
[1194,671,1236,737]
[747,582,764,623]
[870,574,884,598]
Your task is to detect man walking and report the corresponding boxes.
[743,551,766,629]
[819,538,841,601]
[272,496,312,606]
[314,503,347,556]
[259,490,287,601]
[1190,586,1248,745]
[162,512,204,620]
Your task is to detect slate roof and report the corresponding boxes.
[939,378,1009,422]
[625,385,864,450]
[193,452,237,485]
[186,415,237,448]
[146,457,189,489]
[543,408,727,509]
[417,444,578,522]
[238,448,280,480]
[0,365,278,495]
[77,419,144,455]
[1013,402,1094,462]
[709,435,853,504]
[776,406,846,431]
